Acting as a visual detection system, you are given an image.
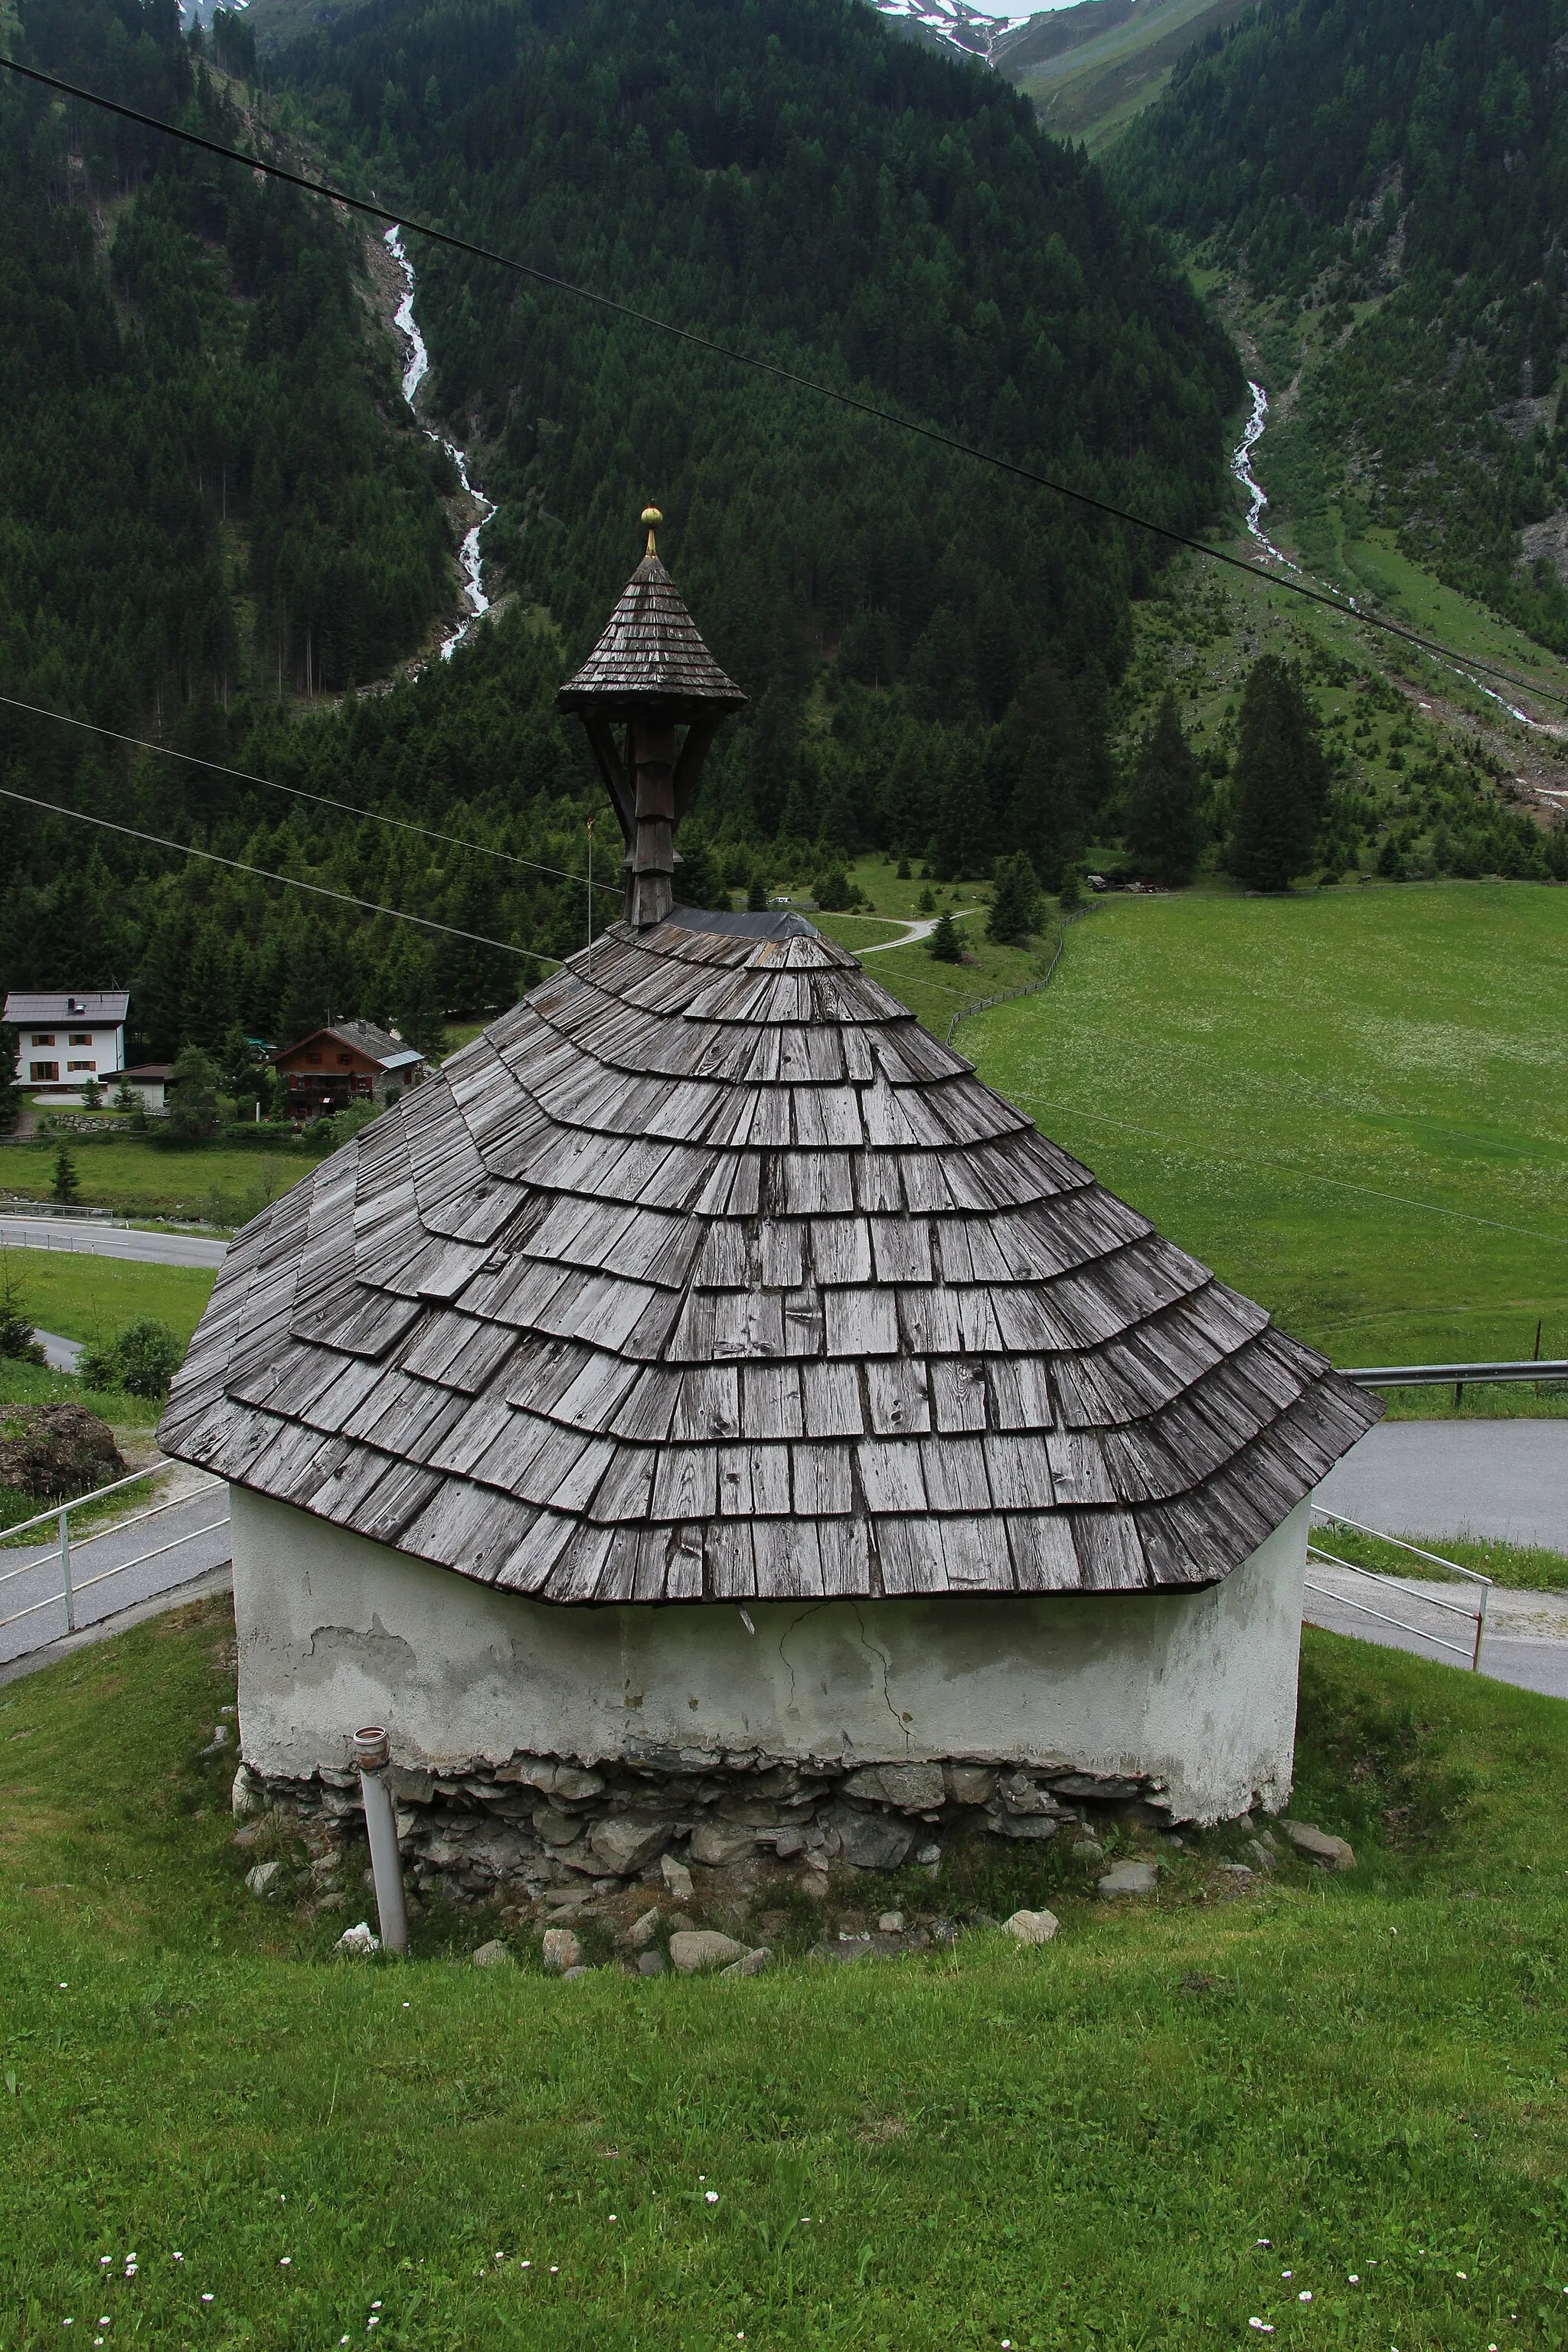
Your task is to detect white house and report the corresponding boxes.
[3,991,129,1098]
[162,525,1378,1903]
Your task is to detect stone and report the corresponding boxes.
[554,1768,608,1801]
[1072,1838,1105,1864]
[841,1762,945,1814]
[996,1769,1063,1817]
[661,1855,694,1901]
[688,1819,757,1868]
[335,1921,379,1955]
[231,1764,266,1820]
[877,1911,904,1934]
[472,1939,513,1968]
[824,1806,914,1872]
[1003,1908,1060,1945]
[626,1906,662,1950]
[636,1949,667,1976]
[589,1816,671,1877]
[534,1805,585,1847]
[944,1764,998,1807]
[1217,1863,1253,1883]
[541,1928,583,1974]
[915,1842,942,1867]
[1050,1773,1145,1802]
[1098,1860,1159,1898]
[246,1860,281,1897]
[0,1401,125,1500]
[765,1828,808,1858]
[1245,1838,1276,1871]
[989,1814,1060,1842]
[720,1946,773,1978]
[561,1964,593,1979]
[669,1930,748,1974]
[1280,1820,1356,1870]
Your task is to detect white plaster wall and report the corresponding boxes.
[228,1486,1311,1822]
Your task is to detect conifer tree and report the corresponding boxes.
[988,852,1041,945]
[1229,659,1328,892]
[1125,694,1204,885]
[387,942,447,1060]
[168,1047,221,1144]
[51,1142,80,1206]
[929,910,964,962]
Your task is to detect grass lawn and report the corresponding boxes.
[962,881,1568,1371]
[1,1602,1565,2348]
[0,1250,217,1349]
[1312,1516,1568,1593]
[0,1138,319,1226]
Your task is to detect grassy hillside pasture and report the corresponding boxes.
[0,1251,217,1351]
[0,1138,318,1227]
[998,0,1257,150]
[1,1601,1566,2348]
[960,883,1568,1371]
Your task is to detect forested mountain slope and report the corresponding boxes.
[1116,0,1568,651]
[279,0,1239,858]
[0,0,1241,1052]
[0,0,455,717]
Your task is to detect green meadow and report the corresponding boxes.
[0,1136,315,1227]
[1,1601,1565,2350]
[942,881,1568,1374]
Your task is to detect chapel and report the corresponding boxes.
[162,512,1377,1896]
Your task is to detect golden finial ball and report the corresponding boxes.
[641,506,662,527]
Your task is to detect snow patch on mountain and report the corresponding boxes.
[870,0,1035,61]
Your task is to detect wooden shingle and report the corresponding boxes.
[162,901,1377,1602]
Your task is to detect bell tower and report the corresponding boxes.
[557,508,747,929]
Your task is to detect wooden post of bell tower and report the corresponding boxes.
[557,506,746,932]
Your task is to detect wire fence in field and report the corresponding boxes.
[945,908,1088,1049]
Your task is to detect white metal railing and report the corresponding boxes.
[1306,1506,1491,1669]
[0,1466,227,1636]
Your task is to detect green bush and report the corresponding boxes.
[78,1318,185,1400]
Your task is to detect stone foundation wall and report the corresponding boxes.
[229,1489,1312,1828]
[234,1746,1190,1906]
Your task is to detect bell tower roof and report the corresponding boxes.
[557,514,746,720]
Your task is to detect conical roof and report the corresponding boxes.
[557,551,746,716]
[162,913,1377,1605]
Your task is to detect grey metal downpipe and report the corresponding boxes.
[352,1725,409,1956]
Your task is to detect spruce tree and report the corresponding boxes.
[988,852,1041,944]
[51,1142,80,1205]
[1229,658,1328,892]
[167,1047,220,1144]
[1125,694,1204,885]
[387,942,447,1059]
[929,910,964,962]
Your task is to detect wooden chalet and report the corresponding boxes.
[162,511,1378,1864]
[270,1020,428,1122]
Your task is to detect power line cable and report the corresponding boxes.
[0,687,622,897]
[5,53,1566,714]
[0,784,560,966]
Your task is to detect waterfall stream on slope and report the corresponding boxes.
[1229,375,1554,733]
[385,227,495,662]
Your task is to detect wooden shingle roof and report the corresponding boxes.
[557,554,746,716]
[161,916,1377,1605]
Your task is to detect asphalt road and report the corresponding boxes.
[0,1484,233,1667]
[1315,1418,1568,1553]
[0,1215,229,1269]
[1302,1560,1568,1700]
